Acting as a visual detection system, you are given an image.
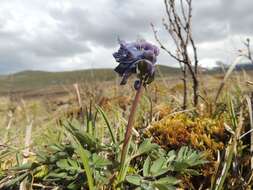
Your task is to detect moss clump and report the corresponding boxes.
[147,113,226,162]
[146,111,228,179]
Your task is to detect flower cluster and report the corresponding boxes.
[113,40,159,89]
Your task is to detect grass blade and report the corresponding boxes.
[96,106,116,144]
[214,56,243,103]
[75,140,95,190]
[246,95,253,169]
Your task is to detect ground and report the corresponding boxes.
[0,69,253,189]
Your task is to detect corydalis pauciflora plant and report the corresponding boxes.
[113,40,159,89]
[113,40,159,183]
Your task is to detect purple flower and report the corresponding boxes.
[113,40,159,87]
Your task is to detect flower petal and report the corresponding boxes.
[113,40,159,87]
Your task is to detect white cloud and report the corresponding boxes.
[0,0,252,73]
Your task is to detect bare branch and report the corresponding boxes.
[151,23,184,63]
[153,0,199,108]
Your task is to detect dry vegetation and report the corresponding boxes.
[0,70,253,189]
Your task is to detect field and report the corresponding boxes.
[0,67,253,190]
[0,0,253,188]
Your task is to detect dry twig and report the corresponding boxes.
[152,0,199,108]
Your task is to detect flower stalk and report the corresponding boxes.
[117,81,143,186]
[112,40,159,184]
[120,81,143,166]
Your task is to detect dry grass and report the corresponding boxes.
[0,70,253,189]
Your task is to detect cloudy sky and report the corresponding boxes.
[0,0,252,74]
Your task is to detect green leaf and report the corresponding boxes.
[15,153,22,166]
[67,158,80,170]
[153,168,170,177]
[153,184,176,190]
[177,146,186,160]
[140,181,154,190]
[49,144,64,152]
[92,153,112,168]
[11,163,33,170]
[137,139,158,156]
[150,157,166,176]
[67,181,81,190]
[45,172,70,179]
[173,162,190,172]
[172,146,206,173]
[155,176,181,185]
[64,121,102,151]
[75,141,95,190]
[56,159,69,170]
[34,165,49,178]
[143,156,151,177]
[126,175,142,186]
[167,150,176,162]
[55,158,80,173]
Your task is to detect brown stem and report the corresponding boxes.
[193,75,199,107]
[182,64,188,109]
[120,84,143,166]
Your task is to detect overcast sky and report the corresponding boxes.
[0,0,252,74]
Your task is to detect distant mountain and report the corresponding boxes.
[235,63,253,71]
[0,65,181,94]
[208,63,253,73]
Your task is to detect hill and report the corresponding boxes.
[0,65,181,95]
[209,63,253,73]
[235,63,253,70]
